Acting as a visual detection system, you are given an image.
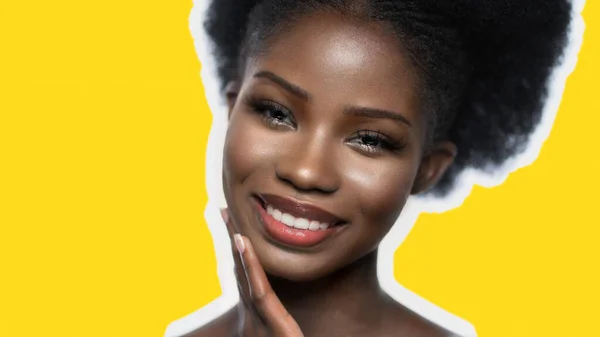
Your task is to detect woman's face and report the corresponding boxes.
[223,13,453,281]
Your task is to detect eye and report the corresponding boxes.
[246,97,296,129]
[265,107,291,124]
[347,130,403,155]
[360,133,381,147]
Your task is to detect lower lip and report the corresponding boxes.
[255,201,339,248]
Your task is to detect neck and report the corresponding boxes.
[268,251,390,335]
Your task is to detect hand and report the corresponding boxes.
[221,208,304,337]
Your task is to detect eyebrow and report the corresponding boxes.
[253,70,411,127]
[254,71,311,101]
[343,106,412,127]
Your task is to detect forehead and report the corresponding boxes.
[245,12,422,120]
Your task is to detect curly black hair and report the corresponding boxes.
[204,0,572,195]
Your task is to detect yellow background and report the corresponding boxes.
[0,1,598,336]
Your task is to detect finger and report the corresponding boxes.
[221,209,250,288]
[220,209,264,330]
[220,208,245,273]
[220,208,237,237]
[235,235,304,337]
[220,210,248,286]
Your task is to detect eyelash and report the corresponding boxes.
[246,96,296,129]
[244,96,405,155]
[348,130,405,154]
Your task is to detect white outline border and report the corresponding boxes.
[164,1,587,336]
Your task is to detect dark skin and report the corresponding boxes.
[188,12,456,337]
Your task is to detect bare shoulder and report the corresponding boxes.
[180,307,239,337]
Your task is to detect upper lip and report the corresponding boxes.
[255,194,345,225]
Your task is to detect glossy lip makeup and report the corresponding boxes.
[253,194,346,248]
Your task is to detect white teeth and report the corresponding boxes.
[281,213,295,226]
[309,221,320,231]
[273,209,282,221]
[294,218,310,229]
[265,204,332,231]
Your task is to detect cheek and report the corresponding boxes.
[345,157,417,228]
[223,112,274,189]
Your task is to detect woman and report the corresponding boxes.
[182,0,572,336]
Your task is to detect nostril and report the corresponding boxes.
[275,170,334,194]
[274,146,341,194]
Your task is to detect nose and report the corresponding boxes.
[275,132,341,194]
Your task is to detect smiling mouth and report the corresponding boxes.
[265,204,333,231]
[253,194,346,248]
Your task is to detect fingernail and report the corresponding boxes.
[234,234,245,254]
[220,208,229,223]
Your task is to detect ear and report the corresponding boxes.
[411,141,456,195]
[225,81,241,119]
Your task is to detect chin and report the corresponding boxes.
[263,263,332,283]
[252,245,337,283]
